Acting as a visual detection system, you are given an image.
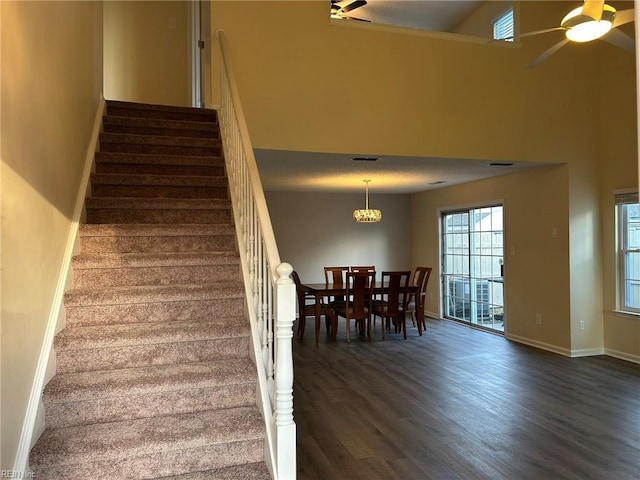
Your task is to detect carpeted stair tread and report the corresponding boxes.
[54,317,249,351]
[103,115,219,137]
[85,197,231,210]
[77,226,236,255]
[95,152,223,167]
[91,173,228,188]
[160,462,271,480]
[89,173,228,198]
[106,100,218,122]
[73,251,239,269]
[43,358,256,403]
[64,283,244,306]
[44,383,256,432]
[71,252,240,288]
[79,223,235,237]
[95,159,224,177]
[64,298,245,328]
[30,406,264,469]
[55,336,250,375]
[100,141,220,158]
[100,132,220,149]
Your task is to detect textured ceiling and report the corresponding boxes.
[338,0,487,32]
[255,149,554,194]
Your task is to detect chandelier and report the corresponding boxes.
[353,179,382,223]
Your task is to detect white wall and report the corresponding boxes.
[265,191,411,283]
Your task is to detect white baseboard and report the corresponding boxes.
[12,96,105,475]
[605,348,640,364]
[504,333,573,357]
[569,347,606,358]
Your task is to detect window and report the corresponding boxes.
[493,7,514,42]
[616,192,640,313]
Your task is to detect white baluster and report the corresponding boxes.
[274,262,296,479]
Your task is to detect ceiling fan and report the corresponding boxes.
[330,0,370,22]
[504,0,635,68]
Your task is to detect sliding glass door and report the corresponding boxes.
[441,205,504,332]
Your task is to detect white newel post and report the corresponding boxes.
[274,262,297,479]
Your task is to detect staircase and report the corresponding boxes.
[29,101,272,480]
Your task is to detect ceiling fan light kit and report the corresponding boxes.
[492,0,634,68]
[562,3,615,42]
[353,179,382,223]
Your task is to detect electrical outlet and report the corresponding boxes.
[535,313,542,325]
[579,320,585,331]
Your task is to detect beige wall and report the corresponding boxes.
[212,1,637,359]
[212,1,610,163]
[1,1,103,469]
[265,191,411,283]
[412,167,572,352]
[104,1,191,107]
[599,43,640,360]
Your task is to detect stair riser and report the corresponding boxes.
[55,336,250,374]
[45,383,255,429]
[79,235,236,255]
[100,143,221,157]
[64,298,246,328]
[103,124,219,139]
[96,163,225,177]
[106,105,217,123]
[73,264,240,289]
[31,438,264,480]
[91,185,228,199]
[86,209,232,224]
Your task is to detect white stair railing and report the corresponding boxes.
[215,30,297,480]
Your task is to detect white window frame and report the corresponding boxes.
[615,192,640,314]
[493,7,514,42]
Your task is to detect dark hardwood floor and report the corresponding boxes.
[293,317,640,480]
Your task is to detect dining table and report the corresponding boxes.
[301,281,423,338]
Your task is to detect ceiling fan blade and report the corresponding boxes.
[488,26,566,44]
[582,0,605,20]
[601,28,636,53]
[519,26,567,38]
[341,0,366,14]
[344,15,370,22]
[613,8,635,27]
[527,39,570,69]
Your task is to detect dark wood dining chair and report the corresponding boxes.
[332,271,376,343]
[407,267,432,335]
[350,265,375,272]
[292,270,335,343]
[350,266,376,302]
[323,266,349,308]
[372,270,411,340]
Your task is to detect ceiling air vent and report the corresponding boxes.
[489,162,514,167]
